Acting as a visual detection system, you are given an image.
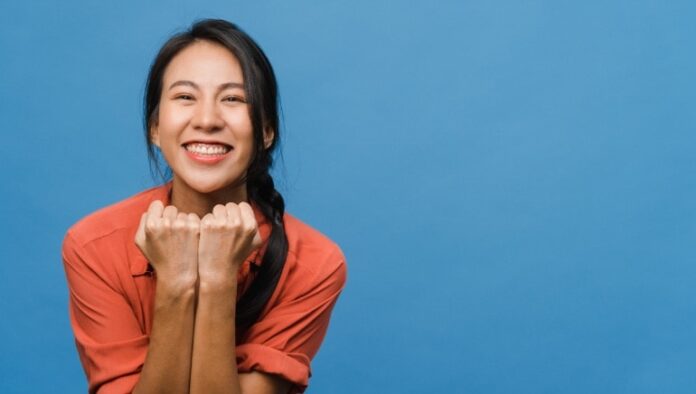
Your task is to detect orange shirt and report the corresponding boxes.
[61,181,347,393]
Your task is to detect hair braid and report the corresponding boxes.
[237,171,288,331]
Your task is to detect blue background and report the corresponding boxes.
[1,1,695,393]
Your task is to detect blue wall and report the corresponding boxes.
[1,1,695,392]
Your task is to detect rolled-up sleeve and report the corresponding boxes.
[236,248,348,393]
[62,231,147,394]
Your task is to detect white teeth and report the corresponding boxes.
[185,143,231,155]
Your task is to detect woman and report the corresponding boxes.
[61,19,347,394]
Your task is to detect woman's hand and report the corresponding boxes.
[134,200,200,289]
[197,202,263,286]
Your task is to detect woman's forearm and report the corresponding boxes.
[132,278,197,394]
[189,274,241,394]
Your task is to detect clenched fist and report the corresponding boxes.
[135,200,200,288]
[134,200,263,289]
[198,202,263,285]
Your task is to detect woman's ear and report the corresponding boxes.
[150,126,160,148]
[263,127,275,150]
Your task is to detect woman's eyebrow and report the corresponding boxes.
[218,82,244,91]
[168,80,244,91]
[168,80,198,90]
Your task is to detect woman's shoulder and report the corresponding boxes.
[65,184,167,247]
[281,212,347,284]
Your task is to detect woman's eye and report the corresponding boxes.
[176,94,194,100]
[224,96,245,103]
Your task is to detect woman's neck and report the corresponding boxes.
[169,177,248,218]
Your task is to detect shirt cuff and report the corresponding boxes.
[236,343,311,393]
[92,372,140,394]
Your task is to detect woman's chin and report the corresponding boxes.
[177,175,242,196]
[191,181,227,194]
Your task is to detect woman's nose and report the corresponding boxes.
[191,99,224,130]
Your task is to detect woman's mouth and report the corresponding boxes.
[182,142,233,164]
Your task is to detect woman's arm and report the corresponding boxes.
[131,201,202,393]
[131,278,197,394]
[189,275,241,393]
[190,270,291,394]
[189,203,290,394]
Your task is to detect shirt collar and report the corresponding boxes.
[130,181,272,276]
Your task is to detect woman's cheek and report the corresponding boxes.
[160,101,193,124]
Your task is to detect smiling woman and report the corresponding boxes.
[61,19,347,394]
[151,41,265,197]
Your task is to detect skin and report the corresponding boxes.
[132,40,290,394]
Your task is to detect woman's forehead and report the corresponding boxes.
[164,41,244,88]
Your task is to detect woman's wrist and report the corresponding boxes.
[155,269,198,296]
[198,269,239,294]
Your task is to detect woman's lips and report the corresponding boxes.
[182,145,232,165]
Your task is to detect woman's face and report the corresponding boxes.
[151,40,273,195]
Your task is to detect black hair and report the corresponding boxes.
[143,18,287,332]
